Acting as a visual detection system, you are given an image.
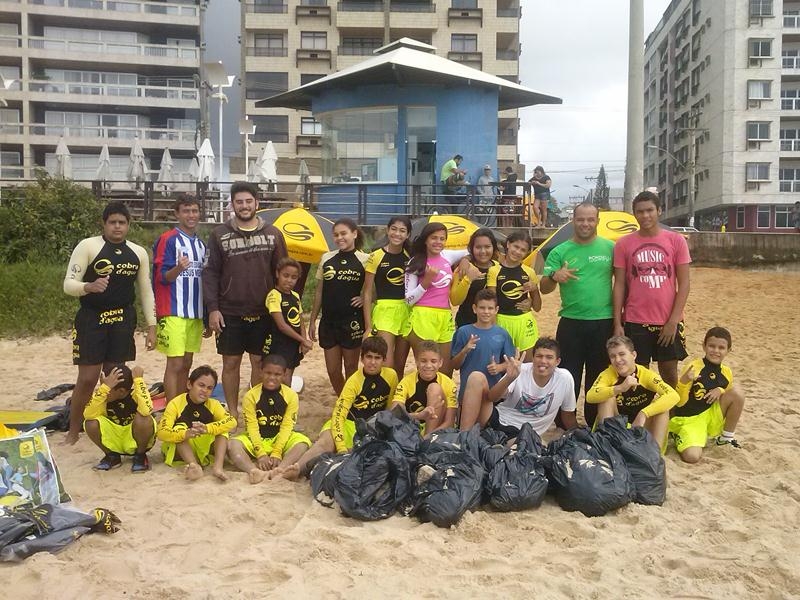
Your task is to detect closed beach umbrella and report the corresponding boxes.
[256,206,334,263]
[295,158,310,199]
[126,137,147,184]
[95,144,111,181]
[54,138,72,179]
[188,157,199,182]
[157,148,174,189]
[196,138,215,182]
[255,140,278,184]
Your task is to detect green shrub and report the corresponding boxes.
[0,263,76,337]
[0,174,102,263]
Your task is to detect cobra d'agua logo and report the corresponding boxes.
[442,221,466,236]
[281,222,315,241]
[605,219,638,233]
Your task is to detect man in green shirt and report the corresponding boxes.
[540,202,614,427]
[439,154,466,210]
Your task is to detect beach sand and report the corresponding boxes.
[2,266,800,599]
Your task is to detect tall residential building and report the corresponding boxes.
[643,0,799,232]
[240,0,521,181]
[0,0,202,180]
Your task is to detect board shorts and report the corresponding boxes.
[157,316,203,357]
[625,321,688,364]
[162,432,228,467]
[232,431,310,458]
[496,312,538,351]
[409,306,455,344]
[215,314,271,356]
[86,415,156,455]
[371,299,411,337]
[263,333,303,369]
[320,418,358,451]
[318,314,364,350]
[669,402,725,453]
[72,305,136,365]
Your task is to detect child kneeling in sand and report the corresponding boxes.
[392,340,457,436]
[670,326,746,463]
[587,335,679,448]
[280,336,398,480]
[227,354,311,483]
[157,365,236,481]
[83,364,155,473]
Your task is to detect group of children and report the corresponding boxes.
[81,214,745,480]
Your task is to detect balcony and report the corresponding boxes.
[448,7,481,25]
[338,0,382,9]
[296,134,321,151]
[0,34,21,49]
[244,2,288,12]
[496,49,517,61]
[497,7,519,17]
[447,51,482,69]
[296,48,332,68]
[28,0,198,16]
[28,80,200,105]
[27,37,199,65]
[498,129,517,145]
[28,123,196,149]
[786,13,800,27]
[295,3,331,23]
[390,1,435,11]
[246,47,289,57]
[338,45,380,55]
[780,138,800,151]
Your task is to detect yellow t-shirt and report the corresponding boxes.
[393,371,457,414]
[587,364,679,420]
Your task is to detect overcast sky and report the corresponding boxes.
[518,0,670,204]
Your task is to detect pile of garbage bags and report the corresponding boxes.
[310,411,666,527]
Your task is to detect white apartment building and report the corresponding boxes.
[240,0,521,180]
[644,0,799,232]
[0,0,202,180]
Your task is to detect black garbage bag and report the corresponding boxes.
[479,428,510,472]
[595,415,666,505]
[309,453,349,508]
[486,423,548,512]
[543,428,632,517]
[333,440,413,521]
[418,425,485,464]
[354,407,422,458]
[412,448,485,528]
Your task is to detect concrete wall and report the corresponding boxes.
[688,232,800,266]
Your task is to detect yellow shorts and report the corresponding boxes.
[86,415,156,455]
[669,402,725,453]
[320,418,357,451]
[162,432,228,467]
[372,299,411,337]
[156,316,203,357]
[496,312,538,351]
[409,306,455,344]
[232,431,311,458]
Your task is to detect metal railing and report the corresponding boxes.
[337,45,380,55]
[0,35,21,48]
[390,1,435,12]
[29,0,198,15]
[28,37,199,59]
[244,2,288,13]
[28,80,199,101]
[780,138,800,151]
[246,47,289,57]
[496,49,517,60]
[337,0,382,11]
[29,124,196,141]
[785,13,800,27]
[496,7,519,17]
[782,55,800,69]
[781,97,800,109]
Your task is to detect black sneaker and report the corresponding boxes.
[715,436,741,448]
[93,453,122,471]
[131,453,150,473]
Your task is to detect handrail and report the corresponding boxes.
[28,80,199,100]
[28,0,198,16]
[28,123,197,141]
[27,37,199,59]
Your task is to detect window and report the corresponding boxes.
[780,128,800,151]
[0,108,20,134]
[736,206,746,229]
[749,0,773,18]
[251,115,288,143]
[748,80,771,99]
[245,72,288,100]
[781,88,800,110]
[252,0,287,13]
[775,205,792,227]
[746,162,770,181]
[779,167,800,191]
[300,117,321,135]
[749,39,772,65]
[783,49,800,69]
[757,205,771,228]
[252,32,286,56]
[300,73,325,86]
[451,34,477,52]
[451,0,477,7]
[301,31,327,50]
[340,37,382,55]
[747,121,770,147]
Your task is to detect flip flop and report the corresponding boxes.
[36,383,75,401]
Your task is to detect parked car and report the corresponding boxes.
[670,226,699,236]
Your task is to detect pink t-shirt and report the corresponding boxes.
[613,228,691,325]
[414,254,453,308]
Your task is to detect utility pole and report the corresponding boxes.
[624,0,644,213]
[688,126,696,227]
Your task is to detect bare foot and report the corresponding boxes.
[248,468,267,484]
[279,464,301,481]
[184,463,203,481]
[212,467,228,482]
[62,432,80,446]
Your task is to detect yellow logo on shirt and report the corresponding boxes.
[386,267,405,286]
[501,280,525,300]
[94,259,114,276]
[286,306,301,327]
[323,265,336,280]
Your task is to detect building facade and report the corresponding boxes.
[0,0,202,181]
[644,0,799,232]
[241,0,521,181]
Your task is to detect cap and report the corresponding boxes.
[483,164,492,170]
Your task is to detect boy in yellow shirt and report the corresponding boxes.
[227,354,311,483]
[83,364,155,473]
[157,365,236,481]
[587,335,679,448]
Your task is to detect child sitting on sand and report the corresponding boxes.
[670,326,746,463]
[587,335,679,448]
[157,365,236,481]
[392,340,457,436]
[227,354,311,483]
[83,364,155,473]
[279,336,398,480]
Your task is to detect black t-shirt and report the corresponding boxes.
[82,239,141,311]
[318,250,367,319]
[455,263,492,328]
[348,371,393,422]
[502,173,519,197]
[530,175,551,200]
[106,395,137,426]
[254,387,288,438]
[366,248,408,301]
[491,264,534,316]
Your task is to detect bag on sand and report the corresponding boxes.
[354,408,421,459]
[479,428,510,472]
[309,453,349,508]
[595,416,667,506]
[486,423,548,512]
[543,428,632,517]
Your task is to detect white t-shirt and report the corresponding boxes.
[496,366,576,434]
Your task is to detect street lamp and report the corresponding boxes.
[203,61,235,184]
[239,117,256,181]
[647,142,695,227]
[573,184,592,202]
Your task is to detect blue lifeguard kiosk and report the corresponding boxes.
[257,38,561,224]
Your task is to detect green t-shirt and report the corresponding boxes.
[440,159,457,183]
[543,237,614,320]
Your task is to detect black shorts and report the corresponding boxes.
[318,315,364,350]
[488,406,521,439]
[215,314,271,356]
[624,321,688,365]
[72,305,136,366]
[263,333,303,369]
